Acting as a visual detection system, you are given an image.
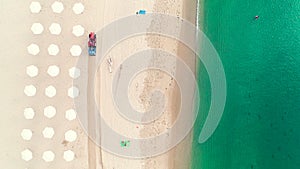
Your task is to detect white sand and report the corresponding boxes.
[0,0,197,168]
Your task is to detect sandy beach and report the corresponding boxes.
[0,0,197,169]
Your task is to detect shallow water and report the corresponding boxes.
[192,0,300,168]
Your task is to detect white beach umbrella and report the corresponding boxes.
[24,108,35,119]
[42,127,55,139]
[29,2,41,13]
[49,23,61,35]
[24,85,36,96]
[45,85,56,98]
[42,151,55,162]
[48,44,60,56]
[68,67,80,79]
[70,45,82,56]
[44,106,56,118]
[65,109,77,121]
[27,44,40,55]
[68,86,79,98]
[65,130,77,142]
[26,65,38,77]
[31,23,44,34]
[72,3,84,14]
[21,129,33,141]
[72,25,85,37]
[51,1,64,13]
[21,149,33,161]
[63,150,75,162]
[47,65,60,77]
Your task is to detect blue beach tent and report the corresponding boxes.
[138,10,146,15]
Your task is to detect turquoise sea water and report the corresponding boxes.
[192,0,300,168]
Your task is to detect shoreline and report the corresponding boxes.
[0,0,198,168]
